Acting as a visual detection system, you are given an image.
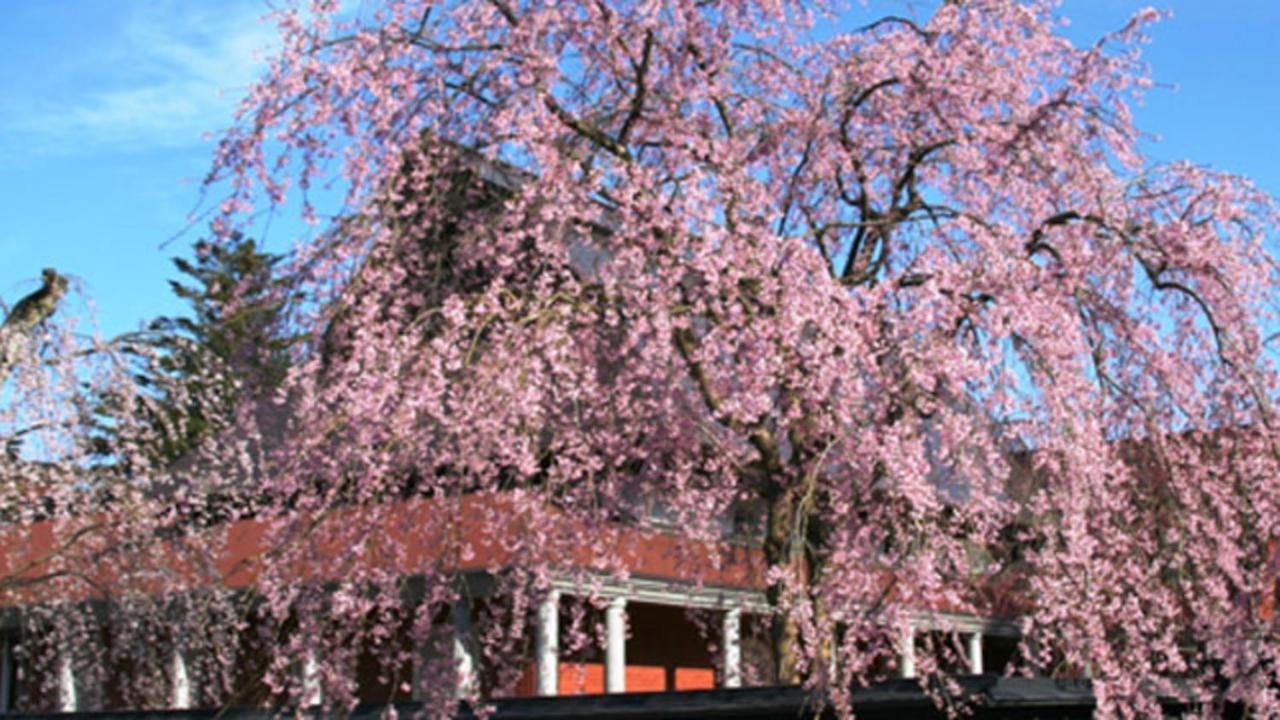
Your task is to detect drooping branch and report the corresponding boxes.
[183,0,1280,713]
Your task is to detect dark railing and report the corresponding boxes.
[3,677,1214,720]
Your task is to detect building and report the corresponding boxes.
[0,486,1023,712]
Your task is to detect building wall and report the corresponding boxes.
[508,602,720,696]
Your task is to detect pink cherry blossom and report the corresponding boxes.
[5,2,1279,718]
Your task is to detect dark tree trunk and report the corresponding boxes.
[764,486,805,684]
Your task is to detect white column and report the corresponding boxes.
[57,653,76,713]
[899,623,916,679]
[722,608,742,689]
[604,597,627,694]
[171,647,192,709]
[967,632,983,675]
[1,636,13,712]
[300,648,322,707]
[451,600,478,698]
[535,590,560,697]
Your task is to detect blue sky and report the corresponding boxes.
[0,0,1277,337]
[0,0,278,334]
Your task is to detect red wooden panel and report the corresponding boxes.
[559,662,604,695]
[626,665,667,692]
[674,667,715,690]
